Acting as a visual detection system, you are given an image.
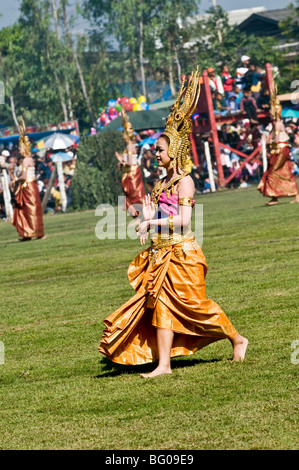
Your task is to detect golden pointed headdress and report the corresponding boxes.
[121,105,135,143]
[18,116,31,158]
[270,84,282,122]
[162,67,200,172]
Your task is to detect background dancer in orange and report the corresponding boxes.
[12,117,45,241]
[115,106,146,217]
[258,88,299,205]
[99,68,248,377]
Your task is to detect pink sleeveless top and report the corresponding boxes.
[158,192,195,216]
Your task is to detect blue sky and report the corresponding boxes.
[0,0,292,31]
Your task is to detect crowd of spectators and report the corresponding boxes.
[136,118,299,194]
[209,55,270,125]
[198,118,299,192]
[0,142,77,219]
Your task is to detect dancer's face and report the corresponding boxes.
[155,137,171,168]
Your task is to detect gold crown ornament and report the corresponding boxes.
[163,66,201,172]
[18,116,31,158]
[270,84,282,122]
[121,105,135,143]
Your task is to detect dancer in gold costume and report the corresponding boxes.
[258,87,299,205]
[99,68,248,377]
[12,117,45,241]
[115,106,146,217]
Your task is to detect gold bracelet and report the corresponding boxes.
[179,197,193,207]
[168,215,173,232]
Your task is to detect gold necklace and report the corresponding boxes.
[151,172,187,206]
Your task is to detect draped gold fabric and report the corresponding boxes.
[258,146,299,198]
[121,164,146,216]
[99,237,237,366]
[12,180,44,238]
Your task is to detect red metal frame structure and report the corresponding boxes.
[191,63,274,187]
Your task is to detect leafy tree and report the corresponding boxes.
[0,24,25,127]
[149,0,199,96]
[70,130,124,209]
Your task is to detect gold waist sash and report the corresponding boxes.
[122,164,138,174]
[150,230,193,250]
[22,178,36,187]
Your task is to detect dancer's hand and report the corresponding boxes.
[136,221,150,245]
[115,152,124,163]
[142,194,155,221]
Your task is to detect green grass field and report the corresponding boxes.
[0,186,298,450]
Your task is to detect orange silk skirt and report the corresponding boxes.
[12,180,44,238]
[258,156,299,198]
[122,165,146,216]
[99,238,237,365]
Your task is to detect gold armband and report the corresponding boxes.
[168,215,173,232]
[179,197,193,207]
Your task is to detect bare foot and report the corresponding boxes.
[232,336,249,362]
[266,198,279,206]
[290,196,299,204]
[140,365,172,378]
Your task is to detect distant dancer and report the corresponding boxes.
[12,117,45,241]
[258,90,299,205]
[116,106,146,217]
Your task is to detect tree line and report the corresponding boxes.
[0,0,298,133]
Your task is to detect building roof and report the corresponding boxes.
[227,7,266,26]
[186,7,266,27]
[238,8,299,35]
[256,8,296,22]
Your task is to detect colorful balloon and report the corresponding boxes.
[125,102,133,112]
[133,103,142,111]
[100,113,111,125]
[120,97,130,107]
[115,103,122,113]
[107,99,116,108]
[129,97,137,105]
[141,102,149,110]
[108,107,119,119]
[138,95,147,104]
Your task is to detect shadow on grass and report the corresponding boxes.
[95,355,225,378]
[0,240,22,246]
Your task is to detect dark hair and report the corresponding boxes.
[160,134,170,146]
